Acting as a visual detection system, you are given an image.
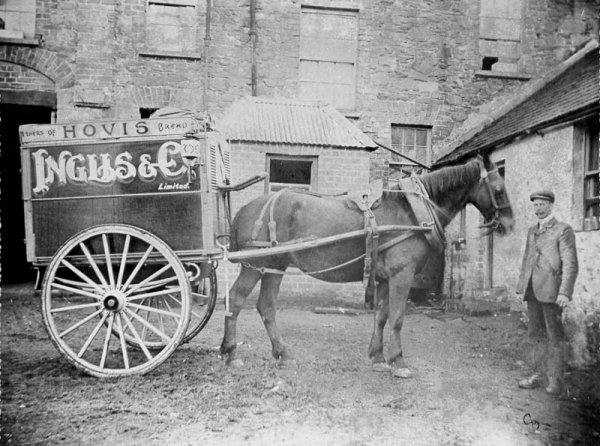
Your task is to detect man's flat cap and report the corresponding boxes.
[530,190,555,203]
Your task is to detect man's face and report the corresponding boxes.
[532,198,553,220]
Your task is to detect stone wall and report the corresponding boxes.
[1,0,597,151]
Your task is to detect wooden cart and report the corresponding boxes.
[19,114,432,379]
[19,115,243,378]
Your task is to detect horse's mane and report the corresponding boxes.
[419,159,481,202]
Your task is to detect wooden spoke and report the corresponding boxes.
[54,276,97,291]
[121,245,154,290]
[120,311,154,361]
[126,276,179,295]
[77,313,109,358]
[59,309,104,338]
[50,282,102,300]
[116,234,131,289]
[127,287,182,302]
[60,259,105,294]
[125,264,173,296]
[79,242,109,288]
[102,234,116,288]
[115,314,130,369]
[125,308,172,343]
[100,314,115,369]
[127,302,182,320]
[50,301,102,313]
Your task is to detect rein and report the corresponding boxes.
[477,163,510,230]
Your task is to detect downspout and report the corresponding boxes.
[203,0,212,116]
[250,0,257,96]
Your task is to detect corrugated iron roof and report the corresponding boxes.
[216,97,377,150]
[434,39,600,167]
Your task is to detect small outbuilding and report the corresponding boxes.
[216,96,378,298]
[435,39,600,365]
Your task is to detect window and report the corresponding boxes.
[0,0,36,40]
[143,0,201,58]
[299,6,358,111]
[389,125,431,177]
[479,0,522,73]
[266,155,317,193]
[582,116,600,221]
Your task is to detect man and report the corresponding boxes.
[516,190,578,395]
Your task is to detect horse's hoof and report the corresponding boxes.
[372,362,392,372]
[393,367,413,379]
[228,358,244,368]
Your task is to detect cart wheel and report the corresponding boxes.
[181,265,217,344]
[41,224,191,378]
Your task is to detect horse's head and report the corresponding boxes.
[469,155,514,236]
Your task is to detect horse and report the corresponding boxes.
[219,155,514,378]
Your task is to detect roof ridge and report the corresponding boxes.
[244,96,330,108]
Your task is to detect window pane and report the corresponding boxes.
[586,119,599,172]
[416,128,428,147]
[584,177,600,199]
[269,159,312,185]
[403,128,415,150]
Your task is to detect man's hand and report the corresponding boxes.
[556,294,570,308]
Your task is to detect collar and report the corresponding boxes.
[537,214,555,229]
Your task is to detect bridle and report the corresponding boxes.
[478,161,511,231]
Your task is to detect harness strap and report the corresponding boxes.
[249,189,286,247]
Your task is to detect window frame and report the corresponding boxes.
[141,0,202,60]
[389,124,432,177]
[582,116,600,222]
[0,0,39,45]
[265,154,318,194]
[298,5,359,112]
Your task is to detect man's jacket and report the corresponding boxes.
[517,217,578,303]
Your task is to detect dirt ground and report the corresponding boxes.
[2,282,600,446]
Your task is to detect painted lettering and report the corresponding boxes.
[101,123,117,135]
[65,154,87,185]
[30,140,193,197]
[82,124,96,137]
[135,121,149,135]
[114,152,136,184]
[63,125,77,139]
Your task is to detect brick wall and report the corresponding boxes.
[217,141,371,304]
[0,61,54,93]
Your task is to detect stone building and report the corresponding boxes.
[1,0,598,283]
[434,39,600,365]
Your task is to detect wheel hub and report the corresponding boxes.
[102,290,126,312]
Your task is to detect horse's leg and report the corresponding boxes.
[220,266,261,367]
[387,265,416,378]
[368,280,390,371]
[256,272,290,361]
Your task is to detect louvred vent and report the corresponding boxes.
[207,134,231,190]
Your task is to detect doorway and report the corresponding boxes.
[1,104,53,284]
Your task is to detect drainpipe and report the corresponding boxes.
[203,0,212,116]
[250,0,257,96]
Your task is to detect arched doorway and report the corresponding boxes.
[1,103,54,283]
[0,52,60,284]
